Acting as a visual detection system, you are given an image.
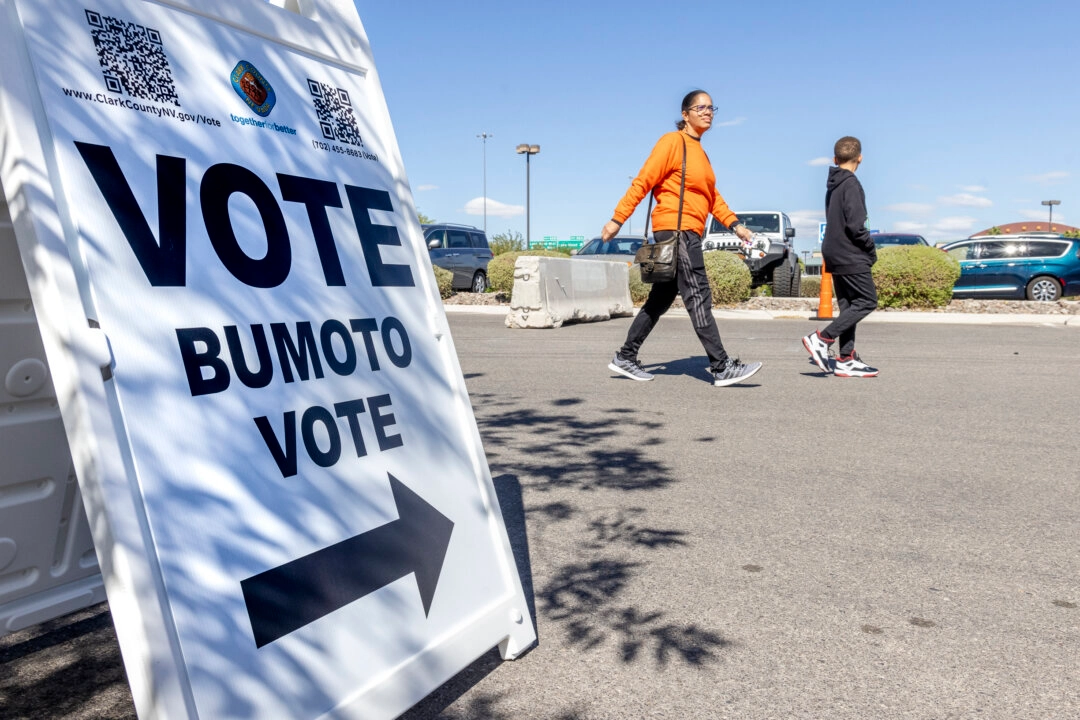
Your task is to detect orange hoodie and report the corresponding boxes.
[612,130,738,236]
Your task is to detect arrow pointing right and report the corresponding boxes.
[241,473,454,648]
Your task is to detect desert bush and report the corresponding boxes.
[800,276,821,298]
[703,251,752,305]
[872,246,960,308]
[628,265,651,304]
[489,230,525,256]
[432,265,453,299]
[486,249,572,294]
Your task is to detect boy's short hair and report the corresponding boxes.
[834,136,862,164]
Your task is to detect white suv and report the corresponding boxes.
[702,211,801,296]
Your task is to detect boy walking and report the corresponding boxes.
[803,136,880,377]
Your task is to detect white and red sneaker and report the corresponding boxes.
[834,352,879,378]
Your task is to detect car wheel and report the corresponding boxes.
[790,269,801,297]
[771,260,793,297]
[470,271,487,293]
[1026,276,1061,301]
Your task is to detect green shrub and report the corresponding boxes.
[703,251,752,305]
[486,249,572,294]
[628,265,651,305]
[489,230,525,256]
[872,246,960,308]
[800,276,821,298]
[432,265,453,299]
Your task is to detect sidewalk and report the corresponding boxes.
[444,303,1080,326]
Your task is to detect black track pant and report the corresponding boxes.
[822,271,877,357]
[618,230,729,371]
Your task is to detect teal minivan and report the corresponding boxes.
[941,234,1080,301]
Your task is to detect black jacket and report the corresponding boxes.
[822,167,875,275]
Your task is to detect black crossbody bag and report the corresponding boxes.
[633,135,687,284]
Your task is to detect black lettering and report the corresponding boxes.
[301,406,340,468]
[333,399,368,458]
[380,316,412,369]
[201,163,290,288]
[343,185,414,287]
[74,142,186,286]
[367,393,403,451]
[255,413,298,477]
[278,174,346,286]
[349,318,380,371]
[224,324,273,389]
[270,322,324,383]
[320,320,356,376]
[176,327,230,396]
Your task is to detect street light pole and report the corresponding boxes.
[477,132,493,233]
[515,144,540,249]
[1042,199,1061,231]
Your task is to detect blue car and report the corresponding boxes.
[940,234,1080,301]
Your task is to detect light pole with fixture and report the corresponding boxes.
[515,143,540,249]
[1041,199,1061,231]
[477,132,493,233]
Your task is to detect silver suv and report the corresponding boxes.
[423,223,493,292]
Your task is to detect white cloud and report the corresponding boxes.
[961,185,986,193]
[1025,171,1069,185]
[787,210,825,243]
[938,193,992,208]
[807,157,833,167]
[884,202,934,214]
[415,184,438,192]
[714,116,745,127]
[894,221,929,232]
[934,216,978,232]
[1017,209,1067,223]
[463,197,523,218]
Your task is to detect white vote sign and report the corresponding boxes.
[0,0,535,718]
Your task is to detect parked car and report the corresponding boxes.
[939,234,1080,301]
[870,232,929,247]
[702,210,801,296]
[423,223,493,292]
[571,236,644,265]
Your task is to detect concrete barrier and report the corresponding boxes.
[505,256,634,328]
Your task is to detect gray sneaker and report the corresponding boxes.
[711,358,762,387]
[608,355,654,381]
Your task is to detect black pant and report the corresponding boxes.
[618,230,729,370]
[822,271,877,357]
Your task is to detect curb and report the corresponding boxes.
[442,303,1080,326]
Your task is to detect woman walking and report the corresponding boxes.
[603,89,762,387]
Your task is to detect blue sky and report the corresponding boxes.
[354,0,1078,255]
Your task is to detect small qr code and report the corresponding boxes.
[85,9,180,107]
[307,79,363,147]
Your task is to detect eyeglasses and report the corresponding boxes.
[689,104,718,114]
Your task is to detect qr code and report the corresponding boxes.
[307,79,363,147]
[85,9,180,107]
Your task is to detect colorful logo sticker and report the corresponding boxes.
[230,61,275,117]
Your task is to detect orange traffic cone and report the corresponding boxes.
[813,261,834,321]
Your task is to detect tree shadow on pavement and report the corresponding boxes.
[404,391,734,717]
[0,604,136,720]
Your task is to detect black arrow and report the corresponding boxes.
[241,473,454,648]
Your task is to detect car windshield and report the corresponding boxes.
[873,234,927,246]
[710,214,780,234]
[578,237,641,255]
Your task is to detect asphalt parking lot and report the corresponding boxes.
[2,313,1078,719]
